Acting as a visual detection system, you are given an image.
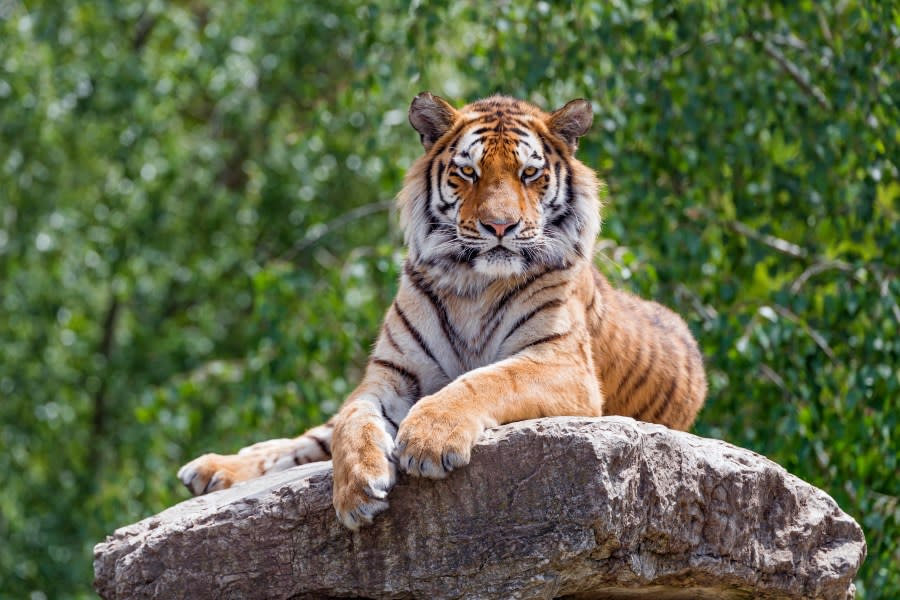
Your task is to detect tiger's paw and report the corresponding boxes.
[394,398,483,479]
[332,419,397,530]
[177,453,249,496]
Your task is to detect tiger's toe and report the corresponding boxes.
[177,454,238,496]
[395,438,471,479]
[332,422,397,530]
[333,463,396,530]
[394,402,479,479]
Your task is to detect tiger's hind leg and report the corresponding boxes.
[177,419,334,495]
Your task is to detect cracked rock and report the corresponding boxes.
[94,417,865,599]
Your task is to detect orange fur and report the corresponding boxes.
[178,94,706,530]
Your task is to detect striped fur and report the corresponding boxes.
[178,94,706,530]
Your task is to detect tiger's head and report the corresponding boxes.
[399,93,601,288]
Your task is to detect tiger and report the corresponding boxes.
[177,93,707,530]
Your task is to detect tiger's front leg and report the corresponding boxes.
[330,361,421,529]
[395,338,602,479]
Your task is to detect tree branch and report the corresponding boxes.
[726,219,809,260]
[91,296,121,443]
[133,8,157,51]
[279,199,395,262]
[789,259,853,293]
[751,31,831,111]
[758,362,793,402]
[772,304,835,360]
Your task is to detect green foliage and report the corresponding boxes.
[1,1,896,597]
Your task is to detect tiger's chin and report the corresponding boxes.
[472,247,527,279]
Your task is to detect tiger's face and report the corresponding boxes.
[402,94,600,284]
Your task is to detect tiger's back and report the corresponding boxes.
[585,267,706,430]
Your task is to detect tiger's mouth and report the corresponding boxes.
[482,246,517,258]
[474,244,526,277]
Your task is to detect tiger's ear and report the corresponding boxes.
[409,92,458,151]
[548,98,593,151]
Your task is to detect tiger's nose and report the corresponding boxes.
[480,219,521,237]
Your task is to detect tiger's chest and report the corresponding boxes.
[425,298,508,375]
[416,294,544,388]
[399,264,582,395]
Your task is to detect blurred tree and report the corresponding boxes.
[0,1,896,598]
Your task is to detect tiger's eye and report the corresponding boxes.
[522,166,539,178]
[460,165,476,178]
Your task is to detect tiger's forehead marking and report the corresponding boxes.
[453,113,544,167]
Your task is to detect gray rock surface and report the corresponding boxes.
[94,417,865,599]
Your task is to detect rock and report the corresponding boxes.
[93,417,865,599]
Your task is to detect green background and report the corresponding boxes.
[1,1,897,598]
